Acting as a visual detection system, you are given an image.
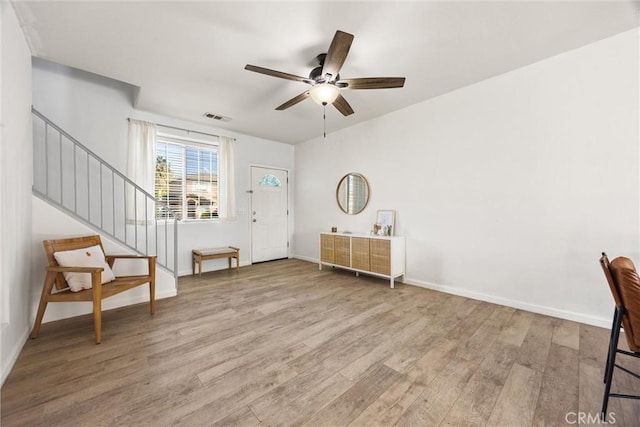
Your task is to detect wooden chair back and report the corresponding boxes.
[43,235,106,291]
[600,252,640,352]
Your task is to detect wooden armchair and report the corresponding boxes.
[31,235,156,344]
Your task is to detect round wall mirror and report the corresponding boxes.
[336,173,370,215]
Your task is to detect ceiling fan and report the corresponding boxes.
[245,30,406,116]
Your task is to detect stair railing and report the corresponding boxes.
[31,108,178,278]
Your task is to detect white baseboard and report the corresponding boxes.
[99,287,177,311]
[1,326,29,387]
[292,255,610,328]
[293,254,317,264]
[403,277,611,328]
[177,260,252,278]
[37,288,178,325]
[99,288,177,309]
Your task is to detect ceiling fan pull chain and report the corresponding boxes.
[323,103,327,138]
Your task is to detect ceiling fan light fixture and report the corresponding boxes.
[309,83,340,105]
[245,30,403,120]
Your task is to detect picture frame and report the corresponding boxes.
[376,210,395,236]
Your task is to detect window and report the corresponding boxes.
[155,136,218,220]
[258,173,281,187]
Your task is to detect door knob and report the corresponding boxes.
[252,219,257,222]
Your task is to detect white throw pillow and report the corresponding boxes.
[53,245,116,292]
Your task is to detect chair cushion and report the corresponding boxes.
[53,245,116,292]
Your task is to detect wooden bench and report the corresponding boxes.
[192,246,240,277]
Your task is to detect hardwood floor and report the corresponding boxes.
[2,259,639,426]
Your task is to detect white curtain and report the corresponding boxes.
[126,119,156,223]
[218,136,236,220]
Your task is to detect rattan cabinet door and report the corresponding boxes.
[351,237,370,271]
[370,239,391,275]
[334,235,351,267]
[320,234,335,264]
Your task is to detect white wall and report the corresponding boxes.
[294,28,639,327]
[1,3,33,385]
[31,58,295,277]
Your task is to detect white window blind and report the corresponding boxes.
[155,136,218,220]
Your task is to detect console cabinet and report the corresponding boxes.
[319,232,405,288]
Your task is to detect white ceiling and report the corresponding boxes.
[13,1,640,144]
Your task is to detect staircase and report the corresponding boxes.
[31,108,178,279]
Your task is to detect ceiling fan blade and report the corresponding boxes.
[245,64,312,84]
[275,91,310,111]
[333,93,354,116]
[321,30,354,82]
[338,77,406,90]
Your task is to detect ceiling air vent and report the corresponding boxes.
[203,112,231,122]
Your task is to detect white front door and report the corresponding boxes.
[251,166,289,263]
